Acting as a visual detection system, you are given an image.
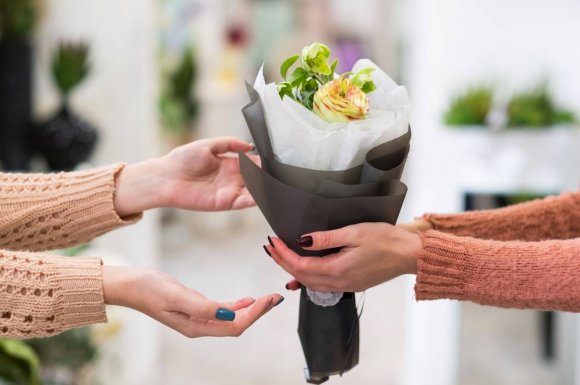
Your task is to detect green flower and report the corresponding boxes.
[313,78,369,122]
[300,42,332,76]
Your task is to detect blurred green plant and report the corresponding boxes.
[0,339,41,385]
[507,85,576,128]
[52,42,91,101]
[444,86,493,126]
[159,46,198,135]
[506,192,548,206]
[0,0,37,43]
[27,327,97,375]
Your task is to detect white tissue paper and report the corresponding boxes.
[254,59,410,171]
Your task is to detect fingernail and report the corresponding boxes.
[285,283,290,290]
[267,236,275,248]
[249,142,256,151]
[216,308,235,321]
[274,297,285,307]
[263,245,271,257]
[297,236,313,248]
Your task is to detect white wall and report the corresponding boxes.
[35,1,162,384]
[401,1,580,384]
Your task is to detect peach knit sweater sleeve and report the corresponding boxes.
[0,164,141,338]
[422,191,580,241]
[416,191,580,311]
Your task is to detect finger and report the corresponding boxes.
[200,293,283,337]
[267,245,335,290]
[248,154,261,167]
[268,238,337,276]
[231,188,256,209]
[208,136,254,155]
[225,297,256,311]
[285,279,302,291]
[178,295,236,322]
[298,225,361,251]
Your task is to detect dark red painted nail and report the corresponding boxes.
[297,236,313,248]
[263,245,271,257]
[267,236,275,248]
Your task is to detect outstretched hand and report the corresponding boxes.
[115,136,258,216]
[103,266,283,338]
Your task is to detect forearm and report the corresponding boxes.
[423,191,580,241]
[0,249,107,339]
[0,164,141,251]
[415,231,580,312]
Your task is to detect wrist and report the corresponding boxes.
[400,231,421,275]
[114,158,165,216]
[102,266,144,307]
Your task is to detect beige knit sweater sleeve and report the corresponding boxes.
[0,164,141,251]
[0,164,141,339]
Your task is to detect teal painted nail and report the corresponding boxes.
[216,308,235,321]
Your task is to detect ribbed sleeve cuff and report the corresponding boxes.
[422,212,482,236]
[415,230,467,301]
[58,163,143,233]
[48,256,107,333]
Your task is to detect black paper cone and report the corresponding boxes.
[240,83,410,383]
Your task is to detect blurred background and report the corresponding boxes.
[1,0,579,384]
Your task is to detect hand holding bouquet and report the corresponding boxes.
[239,42,411,384]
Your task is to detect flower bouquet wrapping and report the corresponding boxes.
[239,43,411,383]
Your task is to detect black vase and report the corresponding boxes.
[0,42,33,170]
[31,105,98,171]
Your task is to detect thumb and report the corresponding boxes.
[297,225,360,251]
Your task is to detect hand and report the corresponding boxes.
[265,223,422,293]
[102,266,283,337]
[114,136,257,217]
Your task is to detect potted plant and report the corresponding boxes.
[444,86,493,127]
[31,41,98,171]
[159,46,199,145]
[0,0,37,170]
[507,85,576,128]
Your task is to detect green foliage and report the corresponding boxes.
[159,47,198,134]
[27,327,97,371]
[52,42,90,98]
[444,86,493,126]
[0,339,41,385]
[507,85,576,127]
[278,42,376,111]
[0,0,37,43]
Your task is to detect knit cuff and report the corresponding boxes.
[422,212,477,235]
[60,163,143,230]
[414,230,468,301]
[48,256,108,333]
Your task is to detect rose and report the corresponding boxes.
[313,78,369,123]
[278,42,376,116]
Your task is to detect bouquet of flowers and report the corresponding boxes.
[239,42,411,384]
